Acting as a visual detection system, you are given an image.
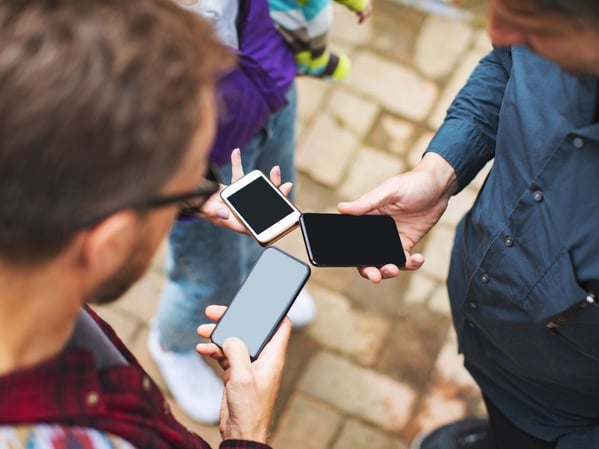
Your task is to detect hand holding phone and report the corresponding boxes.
[197,304,292,443]
[299,213,406,267]
[220,170,301,246]
[210,246,310,360]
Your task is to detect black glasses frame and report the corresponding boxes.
[76,165,221,228]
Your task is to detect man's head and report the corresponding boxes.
[488,0,599,76]
[0,0,232,302]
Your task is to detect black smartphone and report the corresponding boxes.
[210,246,311,360]
[299,212,406,267]
[220,170,301,246]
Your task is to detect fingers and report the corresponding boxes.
[230,148,244,183]
[357,251,425,283]
[269,165,282,187]
[205,304,228,321]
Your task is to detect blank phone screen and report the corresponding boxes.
[300,213,406,267]
[211,247,310,359]
[227,176,294,234]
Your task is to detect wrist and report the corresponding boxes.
[416,151,458,197]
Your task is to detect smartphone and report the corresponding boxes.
[299,212,406,267]
[210,246,311,360]
[220,170,301,246]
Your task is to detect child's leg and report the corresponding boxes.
[304,2,351,80]
[308,37,351,80]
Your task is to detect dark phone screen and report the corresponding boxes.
[227,176,294,234]
[210,247,310,359]
[300,213,406,267]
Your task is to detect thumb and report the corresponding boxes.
[338,177,398,215]
[222,338,253,381]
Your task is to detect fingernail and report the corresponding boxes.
[217,208,229,219]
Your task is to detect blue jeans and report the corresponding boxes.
[156,84,297,352]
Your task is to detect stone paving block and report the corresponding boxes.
[369,1,427,65]
[402,272,437,306]
[114,268,165,323]
[298,351,417,431]
[377,115,416,156]
[435,332,478,389]
[376,307,451,391]
[412,390,467,438]
[344,272,406,317]
[474,29,492,52]
[414,15,474,80]
[306,284,391,365]
[440,187,477,228]
[297,113,359,187]
[297,77,332,124]
[419,225,455,282]
[346,51,439,122]
[338,146,405,201]
[407,131,434,168]
[93,304,139,344]
[470,159,493,191]
[271,394,342,449]
[428,46,489,129]
[428,284,451,316]
[166,397,222,449]
[330,3,373,47]
[333,418,402,449]
[327,89,380,138]
[295,174,343,214]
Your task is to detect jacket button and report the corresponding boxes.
[533,190,544,202]
[469,302,478,310]
[504,236,514,247]
[142,375,151,392]
[86,392,99,407]
[481,273,489,283]
[573,137,584,148]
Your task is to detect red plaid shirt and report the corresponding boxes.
[0,306,272,449]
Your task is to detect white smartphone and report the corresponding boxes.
[210,246,311,360]
[220,170,301,246]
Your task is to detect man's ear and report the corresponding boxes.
[77,210,139,282]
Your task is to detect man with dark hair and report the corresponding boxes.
[340,0,599,448]
[0,0,290,448]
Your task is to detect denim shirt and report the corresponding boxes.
[428,45,599,448]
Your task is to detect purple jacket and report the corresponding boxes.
[210,0,295,166]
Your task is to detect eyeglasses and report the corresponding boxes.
[147,165,221,220]
[76,165,221,228]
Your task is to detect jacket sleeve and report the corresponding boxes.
[220,440,272,449]
[426,46,512,192]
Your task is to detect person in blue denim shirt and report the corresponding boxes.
[340,0,599,448]
[148,0,316,425]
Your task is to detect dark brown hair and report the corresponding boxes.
[0,0,233,263]
[513,0,599,21]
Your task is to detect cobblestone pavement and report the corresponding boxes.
[96,1,494,447]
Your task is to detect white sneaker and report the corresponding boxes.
[147,320,223,424]
[287,288,316,329]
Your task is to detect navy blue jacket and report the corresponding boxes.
[428,45,599,448]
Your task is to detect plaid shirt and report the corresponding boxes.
[0,306,272,449]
